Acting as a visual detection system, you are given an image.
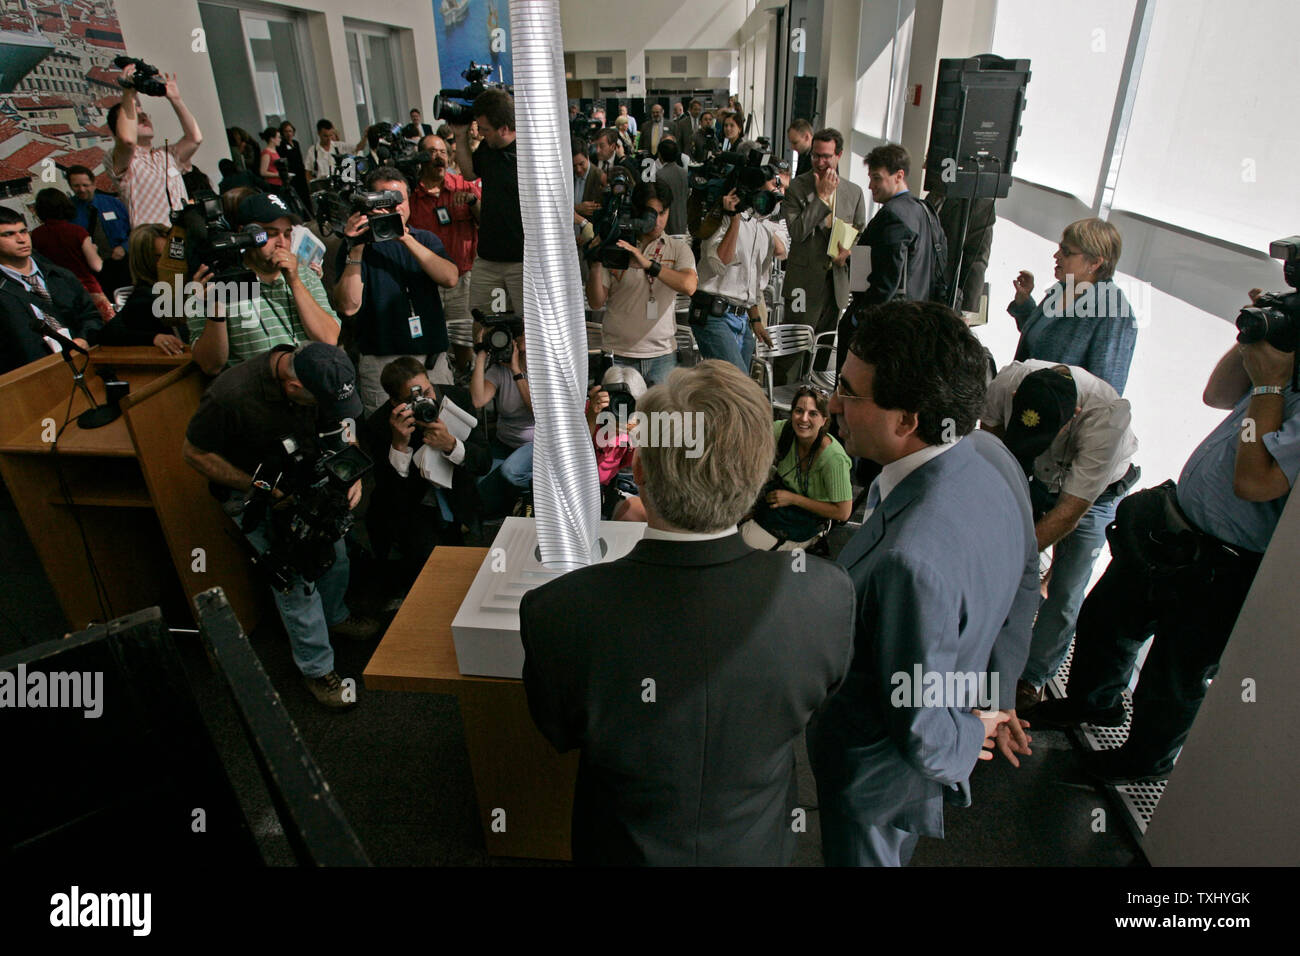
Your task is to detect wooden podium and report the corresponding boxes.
[364,547,580,861]
[0,347,261,633]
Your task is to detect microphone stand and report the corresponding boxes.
[31,319,120,429]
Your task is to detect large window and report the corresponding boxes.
[1110,0,1300,250]
[198,1,320,136]
[990,0,1136,202]
[346,22,406,134]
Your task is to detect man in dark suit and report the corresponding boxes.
[521,360,856,866]
[809,302,1025,866]
[363,355,491,589]
[787,119,814,177]
[0,207,102,374]
[409,109,434,137]
[855,143,947,309]
[673,99,702,156]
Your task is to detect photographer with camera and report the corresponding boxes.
[182,343,379,709]
[188,193,340,375]
[1035,275,1300,782]
[363,355,491,590]
[585,181,696,386]
[334,165,459,413]
[691,178,786,373]
[108,58,202,227]
[408,135,480,369]
[304,119,343,182]
[471,316,534,514]
[449,88,524,323]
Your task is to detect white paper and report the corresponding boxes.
[290,224,326,270]
[411,397,477,489]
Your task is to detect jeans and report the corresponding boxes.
[693,309,754,374]
[612,352,677,386]
[478,439,534,514]
[245,521,350,679]
[1020,494,1119,688]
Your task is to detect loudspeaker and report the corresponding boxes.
[924,55,1030,200]
[792,75,818,123]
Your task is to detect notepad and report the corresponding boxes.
[411,397,479,489]
[828,217,860,258]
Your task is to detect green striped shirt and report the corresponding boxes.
[187,266,339,368]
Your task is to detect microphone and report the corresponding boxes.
[29,317,90,356]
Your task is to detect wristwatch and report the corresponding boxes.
[646,261,662,279]
[1251,385,1286,397]
[513,372,526,382]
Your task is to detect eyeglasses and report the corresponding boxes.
[1057,244,1082,258]
[832,380,870,402]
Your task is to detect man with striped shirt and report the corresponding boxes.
[188,193,340,375]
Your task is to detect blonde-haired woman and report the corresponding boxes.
[1009,217,1138,394]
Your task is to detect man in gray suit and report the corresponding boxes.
[782,128,866,340]
[809,301,1026,866]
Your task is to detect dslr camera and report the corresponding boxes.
[407,386,444,425]
[242,424,373,591]
[113,55,167,97]
[472,309,523,366]
[352,189,405,242]
[689,150,784,217]
[433,61,512,124]
[1236,236,1300,352]
[585,167,658,270]
[170,190,267,283]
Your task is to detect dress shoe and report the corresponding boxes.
[1031,696,1126,728]
[1016,679,1043,713]
[1083,748,1170,785]
[329,614,381,642]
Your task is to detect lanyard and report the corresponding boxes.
[645,237,664,303]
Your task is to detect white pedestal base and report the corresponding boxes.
[450,517,646,678]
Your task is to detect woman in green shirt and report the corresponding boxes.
[740,386,853,550]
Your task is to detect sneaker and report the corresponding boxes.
[303,671,357,709]
[329,614,381,642]
[1083,748,1170,785]
[1032,696,1126,729]
[1015,679,1043,713]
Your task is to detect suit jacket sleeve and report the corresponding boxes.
[62,275,103,344]
[867,549,986,785]
[783,180,831,246]
[519,591,581,753]
[861,208,910,308]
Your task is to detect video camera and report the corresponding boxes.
[241,424,374,591]
[585,166,658,270]
[571,112,602,143]
[472,309,523,366]
[366,123,432,182]
[170,190,267,283]
[689,150,784,216]
[433,61,512,125]
[112,55,167,97]
[351,188,405,242]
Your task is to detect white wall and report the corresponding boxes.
[113,0,442,176]
[559,0,748,50]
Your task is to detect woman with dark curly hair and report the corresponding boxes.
[740,385,852,550]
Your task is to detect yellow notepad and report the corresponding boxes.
[828,217,860,258]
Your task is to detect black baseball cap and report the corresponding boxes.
[293,344,363,422]
[1004,366,1078,471]
[237,191,301,227]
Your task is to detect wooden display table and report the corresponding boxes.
[0,347,261,632]
[363,546,579,860]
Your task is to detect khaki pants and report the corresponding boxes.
[468,257,524,320]
[441,271,474,374]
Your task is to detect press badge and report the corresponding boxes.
[408,314,423,338]
[102,211,117,221]
[436,207,452,226]
[646,299,659,321]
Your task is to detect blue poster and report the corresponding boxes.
[433,0,513,92]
